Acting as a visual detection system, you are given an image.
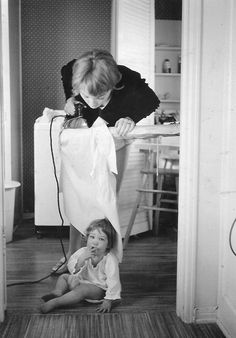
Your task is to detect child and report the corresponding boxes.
[41,218,121,313]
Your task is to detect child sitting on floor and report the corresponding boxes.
[41,218,121,313]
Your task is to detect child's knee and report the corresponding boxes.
[79,284,104,300]
[61,273,69,279]
[73,284,91,299]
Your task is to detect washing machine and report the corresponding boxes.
[34,114,69,234]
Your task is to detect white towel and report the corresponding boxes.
[59,117,123,262]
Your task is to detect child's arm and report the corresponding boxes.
[68,247,96,274]
[96,253,121,313]
[73,248,91,273]
[67,247,88,274]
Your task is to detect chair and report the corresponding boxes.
[123,136,179,249]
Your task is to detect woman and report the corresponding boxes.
[52,49,160,273]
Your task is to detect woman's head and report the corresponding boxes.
[72,49,121,108]
[86,218,116,252]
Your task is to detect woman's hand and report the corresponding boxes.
[64,97,75,116]
[115,117,135,137]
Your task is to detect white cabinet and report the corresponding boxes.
[34,119,70,228]
[155,20,181,120]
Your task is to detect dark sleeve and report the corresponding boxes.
[61,59,76,100]
[127,81,160,124]
[99,73,160,126]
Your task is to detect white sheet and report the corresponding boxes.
[59,117,123,262]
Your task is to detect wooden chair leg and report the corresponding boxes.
[123,171,149,249]
[175,176,179,193]
[153,173,164,236]
[123,190,143,249]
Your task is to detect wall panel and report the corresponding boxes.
[21,0,112,212]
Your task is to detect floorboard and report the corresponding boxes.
[0,219,225,337]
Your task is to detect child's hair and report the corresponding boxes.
[86,218,116,251]
[72,49,121,97]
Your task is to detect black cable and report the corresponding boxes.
[49,115,68,261]
[6,273,54,287]
[229,217,236,256]
[7,115,67,287]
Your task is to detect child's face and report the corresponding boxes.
[87,229,109,255]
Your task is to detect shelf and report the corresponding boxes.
[160,99,180,103]
[155,73,181,77]
[155,20,181,110]
[155,45,181,51]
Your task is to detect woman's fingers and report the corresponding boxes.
[115,118,135,136]
[64,97,75,115]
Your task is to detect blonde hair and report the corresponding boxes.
[72,49,121,97]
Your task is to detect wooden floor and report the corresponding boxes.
[0,219,225,337]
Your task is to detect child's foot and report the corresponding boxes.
[40,300,55,314]
[41,293,58,302]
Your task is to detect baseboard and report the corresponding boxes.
[217,320,233,338]
[194,306,218,323]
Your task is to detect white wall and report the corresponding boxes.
[0,0,7,321]
[8,0,21,218]
[177,0,234,324]
[9,0,21,179]
[192,0,231,320]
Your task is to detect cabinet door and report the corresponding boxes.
[111,0,155,91]
[111,0,155,237]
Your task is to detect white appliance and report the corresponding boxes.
[34,116,69,228]
[34,111,150,238]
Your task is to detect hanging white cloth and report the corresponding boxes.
[59,117,123,262]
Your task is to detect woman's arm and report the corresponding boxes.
[128,82,160,123]
[99,69,160,127]
[61,59,76,100]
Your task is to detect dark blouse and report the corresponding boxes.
[61,59,160,127]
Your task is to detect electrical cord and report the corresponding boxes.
[7,115,68,287]
[229,217,236,256]
[49,115,68,260]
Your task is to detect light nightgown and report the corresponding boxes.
[67,246,121,300]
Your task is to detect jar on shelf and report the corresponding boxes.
[178,55,181,73]
[163,59,171,73]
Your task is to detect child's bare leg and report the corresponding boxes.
[41,274,69,302]
[41,283,104,313]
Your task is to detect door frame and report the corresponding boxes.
[0,0,6,322]
[176,0,202,322]
[0,0,210,324]
[111,0,203,323]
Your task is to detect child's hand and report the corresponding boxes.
[96,299,112,313]
[73,247,93,273]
